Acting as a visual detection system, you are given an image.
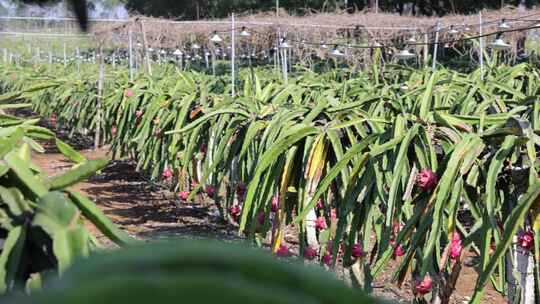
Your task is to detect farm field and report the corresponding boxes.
[0,7,540,303]
[1,54,538,303]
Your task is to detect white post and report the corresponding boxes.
[76,47,80,76]
[63,42,67,67]
[231,13,236,97]
[479,12,485,81]
[518,250,535,304]
[180,54,183,71]
[128,30,134,81]
[95,47,104,150]
[212,52,216,76]
[432,21,440,72]
[281,47,288,84]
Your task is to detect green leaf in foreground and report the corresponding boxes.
[68,191,134,246]
[55,139,87,164]
[49,158,109,190]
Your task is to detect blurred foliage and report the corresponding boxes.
[3,240,388,304]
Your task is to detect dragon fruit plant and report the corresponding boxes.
[1,59,539,304]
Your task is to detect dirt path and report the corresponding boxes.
[32,145,240,246]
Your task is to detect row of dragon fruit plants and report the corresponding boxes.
[0,59,538,303]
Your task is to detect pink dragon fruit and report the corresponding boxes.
[271,196,279,213]
[315,217,327,231]
[276,245,291,257]
[304,246,318,260]
[351,243,363,258]
[179,191,189,201]
[257,211,266,226]
[322,252,333,266]
[205,186,216,197]
[229,205,241,219]
[518,230,534,251]
[124,89,134,98]
[449,232,463,260]
[414,276,433,295]
[394,245,405,257]
[390,239,405,257]
[417,169,438,192]
[162,168,173,180]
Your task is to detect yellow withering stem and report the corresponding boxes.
[304,135,328,249]
[271,149,296,253]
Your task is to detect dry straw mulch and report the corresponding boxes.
[88,7,537,55]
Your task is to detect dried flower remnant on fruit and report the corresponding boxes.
[49,114,57,126]
[392,222,403,235]
[390,239,405,257]
[330,209,337,221]
[417,169,438,191]
[154,128,163,138]
[316,199,324,210]
[111,126,117,137]
[236,182,246,197]
[135,110,143,119]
